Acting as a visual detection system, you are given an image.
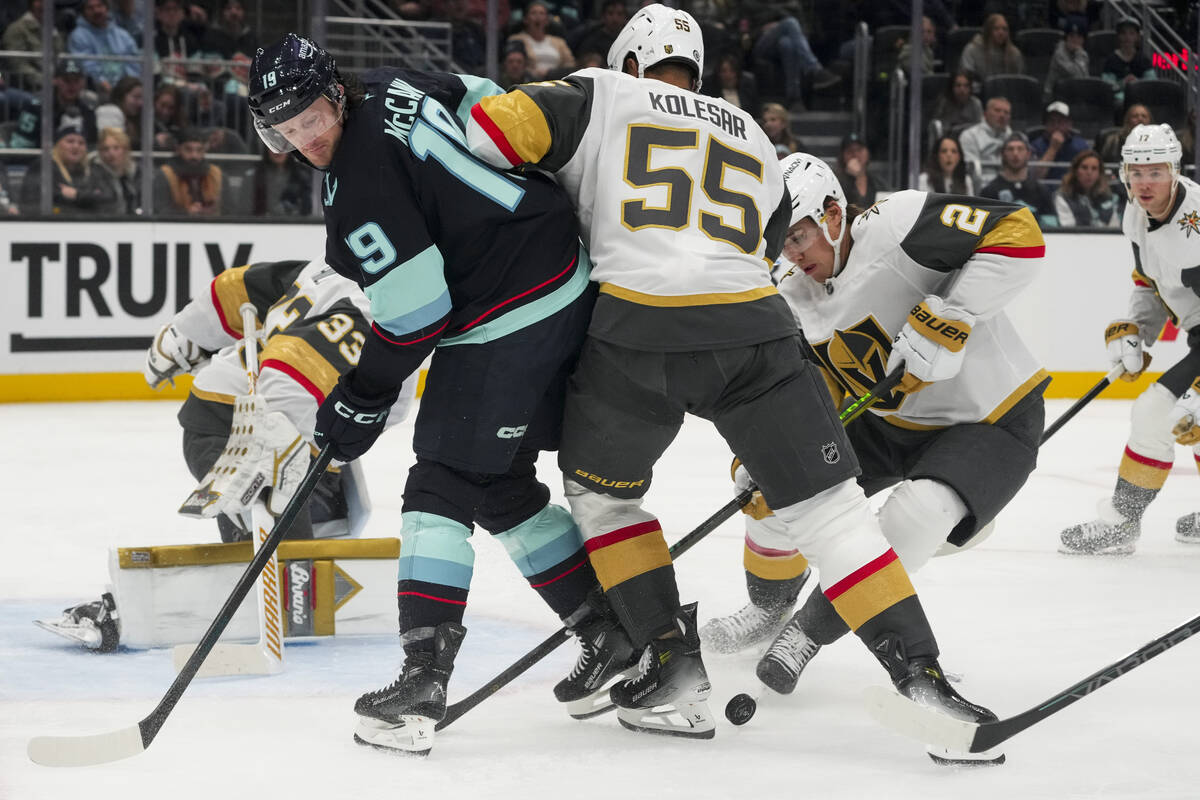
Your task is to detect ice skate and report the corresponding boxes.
[1175,512,1200,543]
[353,621,466,756]
[895,660,1005,766]
[755,610,822,695]
[1059,499,1140,555]
[700,567,810,654]
[610,603,715,739]
[555,608,638,719]
[34,593,120,653]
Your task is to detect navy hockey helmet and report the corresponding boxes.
[248,34,344,153]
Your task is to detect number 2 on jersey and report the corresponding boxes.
[621,124,764,254]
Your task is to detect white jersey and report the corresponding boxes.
[1122,176,1200,342]
[173,260,414,439]
[467,68,797,350]
[778,190,1048,428]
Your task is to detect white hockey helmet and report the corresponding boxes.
[1121,123,1183,213]
[779,152,849,274]
[607,4,704,90]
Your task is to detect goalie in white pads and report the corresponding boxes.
[704,153,1048,764]
[1060,124,1200,555]
[35,259,415,653]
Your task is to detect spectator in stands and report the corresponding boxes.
[1053,148,1118,227]
[0,176,19,214]
[980,131,1058,227]
[704,52,760,115]
[835,132,887,206]
[154,0,205,90]
[746,6,840,109]
[509,0,583,36]
[153,126,223,216]
[931,70,983,133]
[95,74,144,150]
[152,82,187,148]
[958,13,1024,80]
[960,95,1012,183]
[201,0,255,132]
[1102,18,1155,109]
[249,148,312,218]
[3,0,63,92]
[7,60,99,153]
[67,0,142,97]
[507,1,574,80]
[441,0,486,75]
[499,40,532,89]
[1044,15,1089,98]
[111,0,146,46]
[760,102,799,159]
[91,126,141,214]
[918,134,974,194]
[1030,101,1089,180]
[1096,102,1151,164]
[571,0,626,68]
[896,15,939,74]
[18,123,114,215]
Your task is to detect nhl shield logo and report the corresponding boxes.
[821,442,840,464]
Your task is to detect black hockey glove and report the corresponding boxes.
[314,368,397,462]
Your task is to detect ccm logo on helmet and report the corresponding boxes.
[268,99,292,114]
[334,401,387,425]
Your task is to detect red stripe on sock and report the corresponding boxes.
[397,591,467,606]
[824,549,899,601]
[529,557,588,588]
[1125,446,1173,471]
[584,519,661,553]
[745,533,798,558]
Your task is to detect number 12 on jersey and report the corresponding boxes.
[621,124,764,254]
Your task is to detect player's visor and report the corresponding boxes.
[254,98,342,154]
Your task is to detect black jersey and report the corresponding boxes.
[321,68,587,393]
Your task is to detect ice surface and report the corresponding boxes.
[2,398,1199,799]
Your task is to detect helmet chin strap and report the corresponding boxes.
[820,211,848,277]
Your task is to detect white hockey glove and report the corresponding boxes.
[178,394,310,521]
[144,323,207,389]
[886,296,975,394]
[1171,376,1200,446]
[731,457,771,520]
[1104,319,1152,382]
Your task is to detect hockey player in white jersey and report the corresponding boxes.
[1061,124,1200,555]
[36,260,415,652]
[468,4,995,741]
[705,153,1048,764]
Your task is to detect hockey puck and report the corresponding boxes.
[724,693,757,726]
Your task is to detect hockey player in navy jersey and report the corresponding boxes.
[701,153,1048,762]
[1060,124,1200,555]
[247,35,613,755]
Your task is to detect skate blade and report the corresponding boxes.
[927,745,1005,767]
[33,619,102,649]
[353,714,435,756]
[565,688,617,720]
[1057,543,1135,556]
[616,701,716,739]
[1175,533,1200,544]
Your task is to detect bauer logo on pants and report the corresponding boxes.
[821,443,840,464]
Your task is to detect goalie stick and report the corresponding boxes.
[1040,364,1125,445]
[27,445,335,768]
[863,611,1200,754]
[436,366,906,732]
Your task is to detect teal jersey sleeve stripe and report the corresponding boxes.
[374,290,453,338]
[364,243,448,324]
[454,74,503,126]
[440,245,592,346]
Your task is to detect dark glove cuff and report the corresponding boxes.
[339,367,401,410]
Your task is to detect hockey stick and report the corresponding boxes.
[863,611,1200,753]
[174,303,286,677]
[27,445,335,767]
[1040,364,1125,444]
[436,366,905,732]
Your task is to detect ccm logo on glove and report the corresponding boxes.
[333,400,388,425]
[908,301,972,350]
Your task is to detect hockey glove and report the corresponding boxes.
[144,323,207,389]
[314,368,396,462]
[1105,320,1152,382]
[886,296,975,394]
[1171,377,1200,446]
[731,457,772,520]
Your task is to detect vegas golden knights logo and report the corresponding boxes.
[811,315,907,412]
